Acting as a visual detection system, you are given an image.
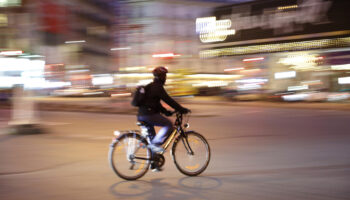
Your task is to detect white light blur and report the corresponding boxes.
[111,93,131,97]
[274,71,296,79]
[236,78,268,84]
[0,58,45,71]
[327,93,350,101]
[237,83,262,91]
[111,47,131,51]
[242,57,264,62]
[83,92,104,96]
[224,67,244,72]
[338,77,350,84]
[114,131,121,136]
[0,75,70,89]
[331,64,350,70]
[288,85,308,91]
[282,93,309,101]
[92,76,114,85]
[65,40,86,44]
[137,79,153,86]
[152,53,180,58]
[0,50,23,56]
[115,73,153,78]
[187,74,242,79]
[192,81,228,88]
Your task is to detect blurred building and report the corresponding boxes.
[117,0,222,73]
[197,0,350,97]
[0,0,119,90]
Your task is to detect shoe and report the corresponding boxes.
[150,162,163,172]
[151,167,163,172]
[147,144,164,153]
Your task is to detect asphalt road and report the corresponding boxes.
[1,104,350,200]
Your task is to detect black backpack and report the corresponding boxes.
[131,85,147,107]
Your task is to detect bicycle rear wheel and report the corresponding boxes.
[171,131,210,176]
[108,132,151,180]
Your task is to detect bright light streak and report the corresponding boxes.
[111,93,131,97]
[20,55,44,58]
[83,92,104,96]
[301,80,322,85]
[240,69,261,74]
[278,5,298,10]
[243,57,264,62]
[137,79,153,86]
[224,67,244,72]
[0,50,23,56]
[282,93,309,101]
[187,74,242,79]
[288,85,308,91]
[192,81,228,88]
[65,40,86,44]
[237,83,262,91]
[0,58,45,71]
[236,78,268,84]
[275,71,296,79]
[92,76,114,85]
[331,64,350,70]
[115,73,153,78]
[152,53,180,58]
[111,47,131,51]
[338,77,350,84]
[327,93,350,101]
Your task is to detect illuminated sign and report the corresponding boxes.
[225,0,332,35]
[203,0,349,45]
[199,37,350,58]
[196,17,236,43]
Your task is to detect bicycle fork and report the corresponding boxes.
[181,132,194,156]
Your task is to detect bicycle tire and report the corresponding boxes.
[171,131,211,176]
[108,132,151,180]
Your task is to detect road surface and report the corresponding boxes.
[1,104,350,200]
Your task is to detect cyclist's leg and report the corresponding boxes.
[148,114,173,146]
[138,114,173,145]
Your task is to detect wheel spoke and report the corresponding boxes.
[172,132,210,176]
[108,133,151,180]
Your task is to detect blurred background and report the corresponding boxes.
[2,1,350,200]
[0,0,349,103]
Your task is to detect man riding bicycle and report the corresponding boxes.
[137,66,190,171]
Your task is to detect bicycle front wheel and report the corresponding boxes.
[171,131,210,176]
[108,132,151,180]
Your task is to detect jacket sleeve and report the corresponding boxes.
[158,85,185,112]
[159,103,168,114]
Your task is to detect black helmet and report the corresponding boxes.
[152,66,168,77]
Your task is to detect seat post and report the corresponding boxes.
[137,121,152,144]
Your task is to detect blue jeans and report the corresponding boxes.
[137,114,174,145]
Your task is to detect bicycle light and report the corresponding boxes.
[184,123,190,128]
[114,130,121,136]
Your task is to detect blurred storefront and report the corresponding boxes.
[197,0,350,101]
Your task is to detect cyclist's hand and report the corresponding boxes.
[164,110,173,116]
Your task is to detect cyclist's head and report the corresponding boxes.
[153,66,168,85]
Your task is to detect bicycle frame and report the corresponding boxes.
[133,113,193,161]
[159,112,194,155]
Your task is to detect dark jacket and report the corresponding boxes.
[138,79,186,115]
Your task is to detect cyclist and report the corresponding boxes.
[137,66,190,171]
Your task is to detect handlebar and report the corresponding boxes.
[172,111,191,126]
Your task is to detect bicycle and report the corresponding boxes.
[108,111,211,180]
